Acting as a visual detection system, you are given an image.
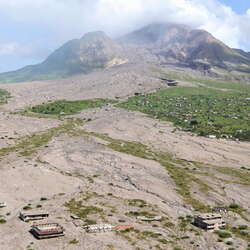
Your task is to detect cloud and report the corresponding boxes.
[0,0,250,72]
[0,43,20,56]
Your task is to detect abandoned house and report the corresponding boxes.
[115,225,133,231]
[0,202,6,208]
[137,216,162,222]
[84,224,114,233]
[19,211,49,222]
[212,207,228,213]
[159,78,178,86]
[194,213,225,230]
[30,223,65,239]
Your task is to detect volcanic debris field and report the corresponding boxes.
[0,65,249,250]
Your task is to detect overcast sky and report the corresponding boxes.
[0,0,250,73]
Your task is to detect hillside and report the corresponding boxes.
[0,23,250,83]
[0,31,126,83]
[0,64,249,249]
[120,23,250,72]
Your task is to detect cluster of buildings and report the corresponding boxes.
[0,201,229,241]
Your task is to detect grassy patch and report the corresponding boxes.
[215,167,250,186]
[125,211,156,218]
[69,239,79,244]
[215,231,232,239]
[128,199,147,208]
[30,98,116,116]
[84,132,212,212]
[0,119,84,158]
[0,89,10,104]
[225,225,250,242]
[64,199,103,219]
[118,86,250,141]
[0,218,7,224]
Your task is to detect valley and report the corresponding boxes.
[0,62,249,250]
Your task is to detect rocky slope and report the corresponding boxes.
[0,31,127,83]
[0,23,250,83]
[120,23,250,72]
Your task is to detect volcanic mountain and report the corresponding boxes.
[0,23,250,83]
[0,31,126,83]
[120,23,250,72]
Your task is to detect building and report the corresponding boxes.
[137,216,162,221]
[194,213,225,230]
[84,224,114,233]
[116,225,133,231]
[19,211,49,222]
[30,223,65,239]
[0,202,6,208]
[212,207,228,214]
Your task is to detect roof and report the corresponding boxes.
[196,213,221,218]
[202,219,225,225]
[20,210,49,216]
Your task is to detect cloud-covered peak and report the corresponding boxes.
[0,0,249,72]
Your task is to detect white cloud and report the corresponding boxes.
[0,0,250,70]
[0,43,20,56]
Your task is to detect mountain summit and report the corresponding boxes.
[0,31,126,83]
[120,23,250,72]
[0,23,249,83]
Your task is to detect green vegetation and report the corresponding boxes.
[69,239,79,244]
[64,198,103,219]
[0,89,10,104]
[0,218,6,224]
[125,211,156,218]
[227,203,249,222]
[23,205,32,210]
[128,199,147,208]
[118,85,250,141]
[215,231,232,239]
[226,225,250,242]
[215,168,250,186]
[30,98,116,116]
[152,67,250,92]
[0,119,84,158]
[84,131,212,212]
[142,231,160,238]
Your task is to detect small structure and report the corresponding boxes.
[71,215,80,220]
[72,220,82,227]
[19,211,49,222]
[84,224,114,233]
[194,213,225,231]
[30,223,65,239]
[134,92,144,97]
[208,135,217,139]
[137,216,162,222]
[115,225,133,231]
[212,207,228,214]
[0,202,6,208]
[159,78,178,87]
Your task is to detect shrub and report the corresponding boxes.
[215,231,232,239]
[238,225,248,230]
[229,203,239,209]
[69,239,79,244]
[23,205,32,210]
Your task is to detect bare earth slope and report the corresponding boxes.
[0,63,249,250]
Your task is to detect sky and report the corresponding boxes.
[0,0,250,73]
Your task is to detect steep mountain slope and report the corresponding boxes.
[120,23,250,72]
[0,23,250,83]
[0,31,126,83]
